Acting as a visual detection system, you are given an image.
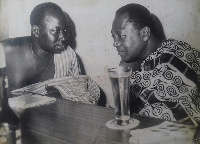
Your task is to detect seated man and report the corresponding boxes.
[111,3,200,131]
[1,2,80,91]
[0,2,100,104]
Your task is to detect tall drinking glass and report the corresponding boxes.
[108,67,132,126]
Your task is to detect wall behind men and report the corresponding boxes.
[1,0,200,107]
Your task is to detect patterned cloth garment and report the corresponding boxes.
[130,39,200,125]
[54,45,81,77]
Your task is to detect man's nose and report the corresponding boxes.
[113,39,121,47]
[59,31,66,41]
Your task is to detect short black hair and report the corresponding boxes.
[30,2,63,26]
[116,4,157,36]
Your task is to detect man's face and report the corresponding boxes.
[111,13,147,62]
[37,10,69,54]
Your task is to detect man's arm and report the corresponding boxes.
[193,125,200,144]
[130,52,200,123]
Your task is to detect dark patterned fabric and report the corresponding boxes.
[130,39,200,125]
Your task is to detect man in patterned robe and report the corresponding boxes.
[111,3,200,129]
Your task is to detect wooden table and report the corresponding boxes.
[20,98,164,144]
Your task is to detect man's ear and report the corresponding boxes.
[31,25,39,37]
[140,26,151,41]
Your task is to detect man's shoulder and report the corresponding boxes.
[66,45,75,52]
[1,36,31,47]
[162,39,193,50]
[62,45,76,55]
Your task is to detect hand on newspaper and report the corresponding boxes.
[45,85,61,98]
[193,125,200,144]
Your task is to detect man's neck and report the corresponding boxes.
[31,41,53,59]
[137,37,162,65]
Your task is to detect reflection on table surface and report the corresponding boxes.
[20,98,195,144]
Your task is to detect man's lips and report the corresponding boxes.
[55,41,68,49]
[55,45,65,49]
[55,44,68,50]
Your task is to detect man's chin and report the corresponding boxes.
[53,49,65,54]
[53,46,68,54]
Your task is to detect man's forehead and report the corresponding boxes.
[112,13,131,30]
[42,11,68,26]
[43,15,57,23]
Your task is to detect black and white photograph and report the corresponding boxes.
[0,0,200,143]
